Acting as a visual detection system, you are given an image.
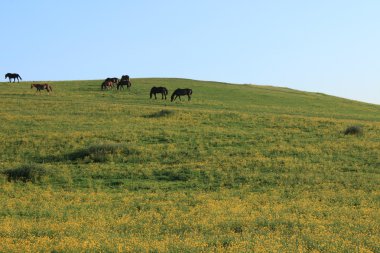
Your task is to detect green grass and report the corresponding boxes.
[0,78,379,252]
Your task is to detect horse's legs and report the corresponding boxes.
[188,94,191,101]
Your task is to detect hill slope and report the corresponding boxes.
[0,78,379,252]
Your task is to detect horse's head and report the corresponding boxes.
[5,73,9,78]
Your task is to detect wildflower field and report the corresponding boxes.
[0,78,379,252]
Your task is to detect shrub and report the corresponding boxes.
[145,110,174,118]
[4,164,48,183]
[344,126,363,135]
[67,143,131,162]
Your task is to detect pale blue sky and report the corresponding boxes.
[2,0,379,104]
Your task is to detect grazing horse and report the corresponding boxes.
[117,79,131,90]
[31,83,52,94]
[105,77,119,85]
[101,80,114,90]
[150,86,168,100]
[171,88,192,102]
[5,73,22,83]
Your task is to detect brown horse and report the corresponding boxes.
[31,83,52,94]
[101,80,114,90]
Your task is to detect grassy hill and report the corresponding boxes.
[0,78,379,252]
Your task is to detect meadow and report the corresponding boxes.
[0,78,379,252]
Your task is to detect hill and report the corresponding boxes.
[0,78,379,252]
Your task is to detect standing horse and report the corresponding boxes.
[117,79,131,90]
[101,80,114,90]
[5,73,22,83]
[31,83,52,94]
[171,88,192,102]
[105,77,119,85]
[150,86,168,100]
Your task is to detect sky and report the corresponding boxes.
[1,0,380,104]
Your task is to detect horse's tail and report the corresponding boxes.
[18,74,22,80]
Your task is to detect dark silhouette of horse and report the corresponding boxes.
[117,79,131,90]
[171,88,192,102]
[121,75,130,81]
[101,80,114,90]
[5,73,22,83]
[31,83,52,94]
[150,86,168,99]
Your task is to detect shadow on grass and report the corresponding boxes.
[38,143,137,163]
[66,143,134,163]
[344,125,363,135]
[144,109,174,118]
[3,164,48,183]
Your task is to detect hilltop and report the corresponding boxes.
[0,78,379,252]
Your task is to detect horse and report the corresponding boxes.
[150,86,168,100]
[31,83,52,94]
[101,80,114,90]
[171,88,192,102]
[117,79,131,90]
[5,73,22,83]
[105,77,119,85]
[121,75,130,81]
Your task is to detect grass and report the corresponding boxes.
[0,78,379,252]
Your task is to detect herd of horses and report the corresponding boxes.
[101,75,131,90]
[150,87,192,101]
[5,73,193,101]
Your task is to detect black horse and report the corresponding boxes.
[150,86,168,100]
[5,73,22,83]
[117,79,131,90]
[171,88,192,102]
[121,75,129,81]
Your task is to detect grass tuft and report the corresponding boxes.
[344,126,363,135]
[145,109,174,118]
[66,143,131,163]
[4,164,48,183]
